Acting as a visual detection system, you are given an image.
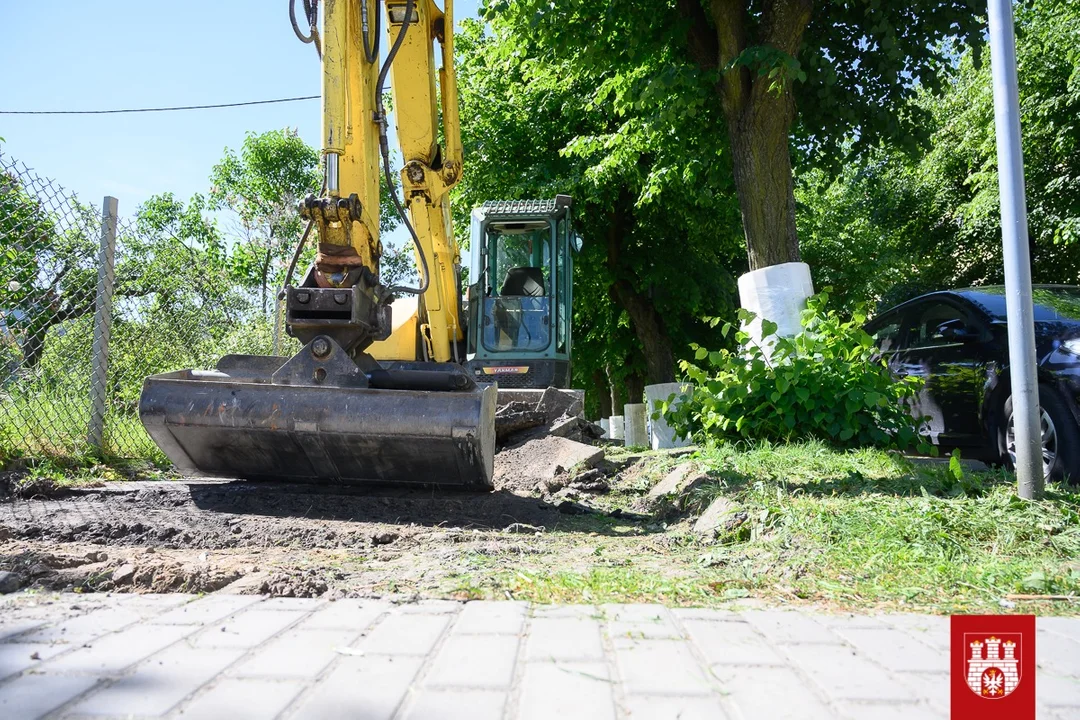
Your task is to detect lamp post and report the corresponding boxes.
[988,0,1042,498]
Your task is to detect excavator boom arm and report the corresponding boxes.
[137,0,496,489]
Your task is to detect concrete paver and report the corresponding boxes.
[525,617,605,661]
[0,674,100,719]
[613,638,716,696]
[64,645,245,716]
[423,634,520,689]
[834,700,946,719]
[187,608,306,649]
[711,665,833,720]
[356,611,451,656]
[288,654,425,720]
[832,626,949,673]
[784,642,910,701]
[741,609,842,645]
[518,661,616,720]
[453,600,527,635]
[295,597,385,630]
[230,627,362,679]
[0,593,1078,719]
[620,694,729,720]
[683,617,785,666]
[174,677,305,720]
[401,689,507,720]
[42,622,196,674]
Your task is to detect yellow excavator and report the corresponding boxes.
[138,0,573,489]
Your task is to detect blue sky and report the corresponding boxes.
[0,0,481,235]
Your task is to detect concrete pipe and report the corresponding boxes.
[645,383,692,450]
[609,415,625,441]
[624,403,647,447]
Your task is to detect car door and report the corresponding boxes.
[891,299,989,448]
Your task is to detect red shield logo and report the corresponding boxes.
[963,633,1022,698]
[952,616,1035,720]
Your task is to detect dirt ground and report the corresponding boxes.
[0,447,702,601]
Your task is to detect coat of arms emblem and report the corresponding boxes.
[964,634,1022,699]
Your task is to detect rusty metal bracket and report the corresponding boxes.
[271,335,377,388]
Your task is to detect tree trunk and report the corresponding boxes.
[260,245,272,315]
[729,108,800,269]
[21,332,46,369]
[612,280,676,384]
[593,369,613,418]
[624,372,645,406]
[681,0,812,271]
[604,193,678,386]
[606,364,623,415]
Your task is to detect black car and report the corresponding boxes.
[865,285,1080,482]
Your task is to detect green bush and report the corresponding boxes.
[662,291,929,451]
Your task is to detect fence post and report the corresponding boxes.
[87,196,118,452]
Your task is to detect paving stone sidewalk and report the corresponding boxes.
[1,592,1078,719]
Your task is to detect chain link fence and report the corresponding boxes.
[1,152,287,463]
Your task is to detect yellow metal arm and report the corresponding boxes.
[310,0,465,364]
[385,0,464,362]
[305,0,384,286]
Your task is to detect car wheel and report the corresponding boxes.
[998,384,1080,484]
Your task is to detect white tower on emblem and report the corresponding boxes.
[966,637,1019,697]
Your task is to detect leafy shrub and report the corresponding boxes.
[662,291,929,451]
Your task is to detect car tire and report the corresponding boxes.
[998,384,1080,484]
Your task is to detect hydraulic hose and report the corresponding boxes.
[280,178,328,299]
[360,0,381,65]
[289,0,322,57]
[288,0,429,297]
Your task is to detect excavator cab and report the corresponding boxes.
[465,196,579,389]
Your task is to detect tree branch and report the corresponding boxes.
[676,0,719,70]
[709,0,749,117]
[759,0,813,54]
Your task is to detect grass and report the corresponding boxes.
[457,440,1080,613]
[1,451,173,497]
[1,391,167,468]
[491,568,721,605]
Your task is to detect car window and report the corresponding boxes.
[871,320,904,353]
[906,302,976,348]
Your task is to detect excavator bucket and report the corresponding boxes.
[138,340,497,489]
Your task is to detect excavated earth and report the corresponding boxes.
[0,441,701,600]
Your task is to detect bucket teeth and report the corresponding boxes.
[138,354,496,488]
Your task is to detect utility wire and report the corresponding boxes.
[0,96,319,115]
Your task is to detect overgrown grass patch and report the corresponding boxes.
[1,392,165,463]
[1,453,173,498]
[688,440,1080,612]
[488,567,719,606]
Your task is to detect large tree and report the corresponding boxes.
[210,129,321,313]
[799,0,1080,310]
[491,0,984,270]
[453,18,740,396]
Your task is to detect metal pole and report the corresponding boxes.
[988,0,1042,498]
[272,295,283,356]
[87,196,118,452]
